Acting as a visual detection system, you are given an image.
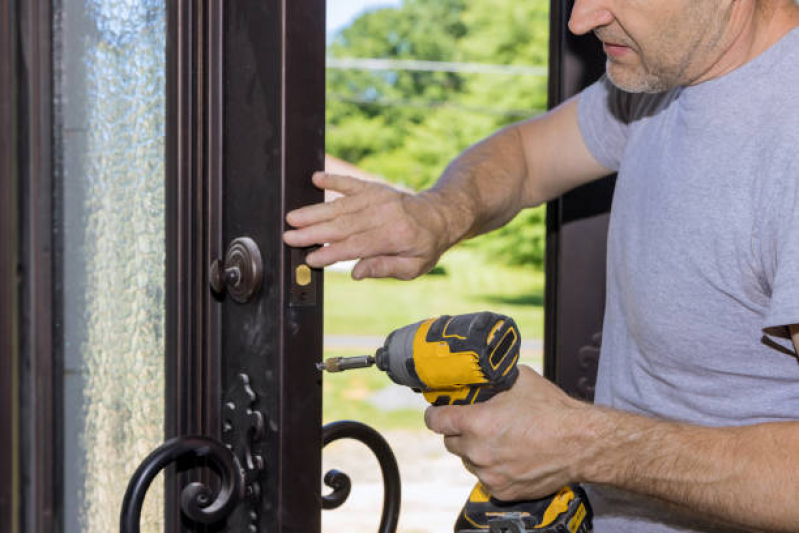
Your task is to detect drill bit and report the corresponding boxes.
[316,355,375,373]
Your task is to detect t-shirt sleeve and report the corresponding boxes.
[762,159,799,345]
[577,76,633,172]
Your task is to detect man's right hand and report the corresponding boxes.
[283,172,458,280]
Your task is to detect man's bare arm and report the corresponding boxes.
[424,96,612,244]
[582,396,799,531]
[283,96,611,280]
[426,326,799,532]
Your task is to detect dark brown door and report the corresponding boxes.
[0,0,325,531]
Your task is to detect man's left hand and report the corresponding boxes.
[424,366,593,501]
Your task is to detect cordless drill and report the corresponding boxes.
[318,312,593,533]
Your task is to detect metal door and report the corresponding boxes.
[0,0,353,531]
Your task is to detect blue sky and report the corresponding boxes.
[327,0,401,39]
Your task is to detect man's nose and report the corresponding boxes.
[568,0,614,35]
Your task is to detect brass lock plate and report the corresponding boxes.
[290,248,318,307]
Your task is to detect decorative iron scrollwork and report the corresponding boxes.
[322,468,352,510]
[120,436,244,533]
[322,420,402,533]
[121,373,268,532]
[222,373,266,530]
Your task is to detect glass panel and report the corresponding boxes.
[55,1,166,531]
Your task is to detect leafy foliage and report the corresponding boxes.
[467,206,547,269]
[327,0,550,267]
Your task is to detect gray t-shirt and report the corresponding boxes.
[577,27,799,533]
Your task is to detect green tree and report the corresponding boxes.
[327,0,550,267]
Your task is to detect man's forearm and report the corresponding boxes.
[421,123,532,248]
[420,96,611,249]
[580,406,799,532]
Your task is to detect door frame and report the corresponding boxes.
[164,1,224,529]
[3,0,60,530]
[545,0,613,402]
[165,0,326,529]
[215,1,326,529]
[0,0,19,529]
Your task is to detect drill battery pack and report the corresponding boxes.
[455,483,592,533]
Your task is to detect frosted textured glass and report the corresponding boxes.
[57,0,166,531]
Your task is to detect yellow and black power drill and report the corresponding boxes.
[318,311,593,533]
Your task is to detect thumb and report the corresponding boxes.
[352,256,424,281]
[425,405,468,436]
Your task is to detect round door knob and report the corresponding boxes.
[210,237,263,303]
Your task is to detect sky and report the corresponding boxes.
[327,0,401,39]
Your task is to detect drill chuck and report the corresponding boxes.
[375,320,426,389]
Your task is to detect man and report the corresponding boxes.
[284,0,799,530]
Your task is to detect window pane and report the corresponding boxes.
[55,1,166,531]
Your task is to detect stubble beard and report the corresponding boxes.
[602,2,733,94]
[605,58,679,93]
[597,28,686,94]
[601,31,690,94]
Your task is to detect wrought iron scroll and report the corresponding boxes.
[119,436,244,533]
[322,420,401,533]
[222,373,266,530]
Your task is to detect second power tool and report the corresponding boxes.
[318,311,592,533]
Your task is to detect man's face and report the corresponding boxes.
[569,0,734,93]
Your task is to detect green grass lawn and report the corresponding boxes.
[323,248,545,339]
[322,247,545,429]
